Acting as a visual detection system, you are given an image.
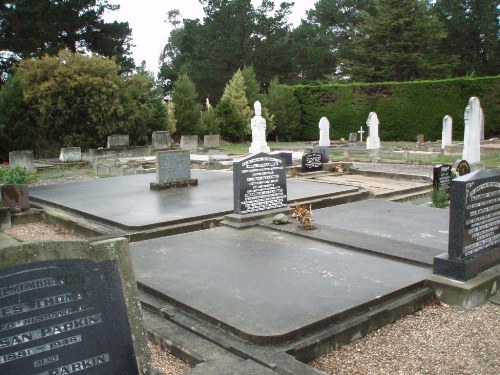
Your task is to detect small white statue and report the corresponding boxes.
[249,101,270,153]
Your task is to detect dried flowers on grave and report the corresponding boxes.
[292,203,315,229]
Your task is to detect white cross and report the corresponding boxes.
[358,126,365,142]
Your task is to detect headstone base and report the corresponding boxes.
[222,207,291,229]
[150,178,198,191]
[312,146,329,162]
[433,247,500,281]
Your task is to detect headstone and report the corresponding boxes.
[150,150,197,190]
[152,131,173,149]
[416,134,424,143]
[107,134,129,148]
[204,134,220,149]
[249,101,270,154]
[318,117,330,147]
[301,153,323,173]
[480,106,484,141]
[358,127,365,142]
[270,152,293,167]
[180,135,199,151]
[349,132,357,143]
[0,238,152,374]
[366,112,380,150]
[59,147,82,163]
[312,146,329,162]
[433,169,500,281]
[1,184,30,211]
[432,164,452,192]
[233,153,287,214]
[453,159,471,177]
[9,150,35,171]
[462,97,481,164]
[441,115,452,149]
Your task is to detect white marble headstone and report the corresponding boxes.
[462,97,481,164]
[318,117,330,147]
[441,115,452,149]
[249,101,270,154]
[366,112,380,150]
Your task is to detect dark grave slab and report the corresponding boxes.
[270,152,292,167]
[233,153,287,214]
[301,153,323,173]
[150,150,198,190]
[453,159,471,177]
[434,169,500,281]
[432,164,452,192]
[0,239,151,375]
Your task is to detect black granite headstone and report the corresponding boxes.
[301,153,323,173]
[433,169,500,281]
[453,159,471,177]
[432,164,453,192]
[233,153,287,214]
[270,152,292,167]
[0,259,139,375]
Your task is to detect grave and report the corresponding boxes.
[366,112,380,150]
[301,153,323,173]
[453,159,471,177]
[151,131,173,149]
[441,115,452,149]
[203,134,220,149]
[349,132,358,144]
[9,150,35,170]
[462,97,482,164]
[179,135,198,151]
[150,150,198,190]
[59,147,82,163]
[432,164,453,192]
[318,117,330,147]
[0,238,151,375]
[433,169,500,281]
[358,127,365,142]
[312,145,329,162]
[107,134,129,148]
[249,101,270,154]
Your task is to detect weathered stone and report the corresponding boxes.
[107,134,129,148]
[59,147,82,162]
[9,150,35,170]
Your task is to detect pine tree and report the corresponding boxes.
[267,78,301,141]
[171,74,203,136]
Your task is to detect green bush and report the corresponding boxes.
[0,165,36,184]
[430,189,449,209]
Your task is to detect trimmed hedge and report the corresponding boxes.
[294,76,500,142]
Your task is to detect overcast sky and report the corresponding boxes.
[103,0,317,75]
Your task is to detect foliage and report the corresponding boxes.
[294,76,500,141]
[201,107,220,135]
[165,101,177,134]
[0,165,36,184]
[266,78,301,141]
[171,74,203,135]
[0,0,134,81]
[430,189,449,208]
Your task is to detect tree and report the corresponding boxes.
[171,74,203,135]
[0,0,134,81]
[343,0,458,82]
[266,78,301,141]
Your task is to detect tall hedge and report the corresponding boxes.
[294,77,500,142]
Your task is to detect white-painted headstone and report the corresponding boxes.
[480,107,484,141]
[318,117,330,147]
[462,97,481,164]
[358,127,365,142]
[249,101,270,154]
[366,112,380,150]
[441,115,452,149]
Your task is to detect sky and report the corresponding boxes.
[103,0,317,75]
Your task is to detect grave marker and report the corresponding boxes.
[249,101,270,153]
[59,147,82,163]
[318,117,330,147]
[203,134,220,149]
[432,164,452,192]
[152,131,173,149]
[433,169,500,281]
[302,153,323,173]
[107,134,129,148]
[441,115,452,149]
[233,153,287,214]
[180,135,198,151]
[366,112,380,150]
[9,150,35,171]
[462,97,481,164]
[453,159,471,177]
[150,150,198,190]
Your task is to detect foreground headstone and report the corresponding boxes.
[462,97,482,164]
[107,134,129,148]
[233,153,287,214]
[150,150,197,190]
[152,131,173,149]
[302,153,323,173]
[180,135,199,151]
[0,238,151,374]
[249,101,270,154]
[441,115,452,149]
[432,164,452,192]
[433,169,500,281]
[9,150,35,170]
[366,112,380,150]
[318,117,330,147]
[59,147,82,162]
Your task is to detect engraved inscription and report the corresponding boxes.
[35,353,110,375]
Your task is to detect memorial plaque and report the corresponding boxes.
[453,159,471,177]
[0,259,139,375]
[432,164,452,192]
[233,153,287,214]
[156,150,191,182]
[301,153,323,173]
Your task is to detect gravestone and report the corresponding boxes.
[9,150,35,171]
[358,127,365,142]
[270,151,293,167]
[180,135,198,151]
[150,150,197,190]
[0,238,151,375]
[107,134,129,148]
[349,132,357,143]
[480,106,484,141]
[453,159,471,177]
[302,153,323,173]
[249,101,270,154]
[204,134,220,149]
[152,131,172,149]
[462,97,481,164]
[433,169,500,281]
[318,117,330,147]
[59,147,82,163]
[441,115,452,149]
[366,112,380,150]
[312,146,329,162]
[416,134,424,143]
[432,164,452,192]
[233,153,287,214]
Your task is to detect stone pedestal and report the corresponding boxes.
[59,147,82,162]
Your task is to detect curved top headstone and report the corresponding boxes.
[318,117,330,147]
[366,112,380,150]
[254,101,262,117]
[462,97,481,164]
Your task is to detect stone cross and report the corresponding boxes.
[366,112,380,150]
[441,115,452,149]
[249,101,270,153]
[318,117,330,147]
[358,126,365,142]
[462,97,481,164]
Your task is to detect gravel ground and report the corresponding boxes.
[149,342,192,375]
